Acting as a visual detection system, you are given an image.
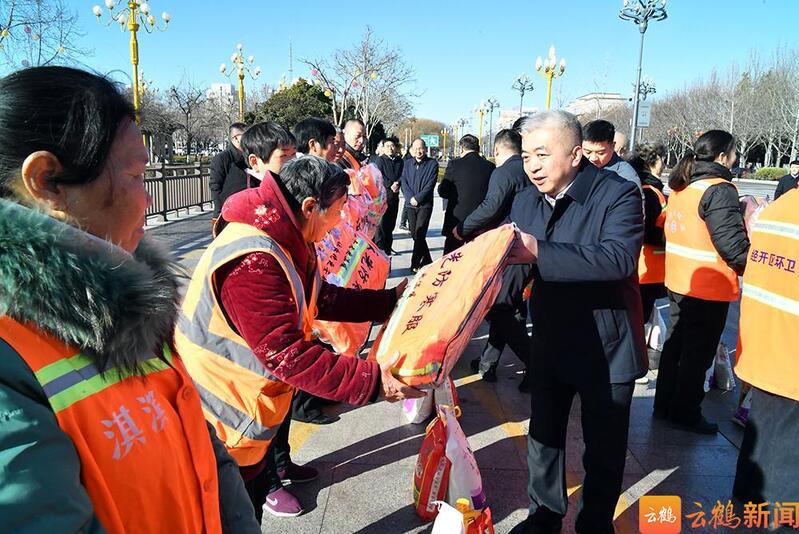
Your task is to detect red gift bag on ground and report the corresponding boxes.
[371,225,516,386]
[314,224,389,355]
[414,407,452,521]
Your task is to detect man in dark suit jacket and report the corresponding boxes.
[373,137,404,255]
[209,122,249,218]
[507,111,646,534]
[774,160,799,200]
[460,129,533,389]
[438,134,495,254]
[400,138,439,271]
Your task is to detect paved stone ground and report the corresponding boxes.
[148,198,751,534]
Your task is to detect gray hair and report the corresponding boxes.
[280,155,350,211]
[519,110,583,148]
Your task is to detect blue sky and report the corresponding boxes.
[56,0,798,125]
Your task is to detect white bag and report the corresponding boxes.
[644,307,666,352]
[403,377,459,425]
[431,501,466,534]
[713,343,736,391]
[402,390,434,424]
[442,405,486,510]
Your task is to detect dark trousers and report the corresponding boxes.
[400,203,409,228]
[291,389,325,422]
[479,303,531,374]
[653,291,729,423]
[407,205,433,269]
[244,409,293,522]
[639,283,665,324]
[734,387,799,504]
[374,193,399,255]
[443,232,463,255]
[526,373,634,533]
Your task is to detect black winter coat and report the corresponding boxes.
[209,146,250,216]
[374,155,404,198]
[691,161,750,274]
[641,172,667,247]
[510,159,647,384]
[437,152,495,235]
[774,173,799,200]
[459,154,528,238]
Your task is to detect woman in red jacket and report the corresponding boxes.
[176,125,422,521]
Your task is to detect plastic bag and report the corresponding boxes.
[431,501,496,534]
[740,194,769,236]
[403,392,435,425]
[342,163,386,239]
[443,405,485,511]
[413,410,451,521]
[403,376,460,425]
[733,385,752,427]
[372,225,517,386]
[713,343,736,391]
[431,501,466,534]
[644,306,667,352]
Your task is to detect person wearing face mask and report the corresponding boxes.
[0,66,260,533]
[654,130,750,435]
[175,152,422,521]
[338,118,367,171]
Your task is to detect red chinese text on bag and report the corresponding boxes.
[371,225,516,386]
[314,225,389,355]
[414,408,452,521]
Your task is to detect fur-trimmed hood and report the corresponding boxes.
[0,199,183,373]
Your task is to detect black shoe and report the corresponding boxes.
[470,358,481,373]
[509,518,562,534]
[481,367,497,383]
[668,415,718,435]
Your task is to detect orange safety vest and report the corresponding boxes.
[175,221,319,467]
[735,189,799,401]
[664,178,740,301]
[342,150,362,171]
[0,316,221,534]
[639,185,667,285]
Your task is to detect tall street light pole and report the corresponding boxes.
[474,102,487,155]
[512,74,535,118]
[92,0,172,126]
[485,98,499,153]
[620,0,667,151]
[220,44,262,122]
[535,45,566,110]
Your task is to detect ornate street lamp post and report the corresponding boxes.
[92,0,171,126]
[620,0,667,150]
[535,45,566,110]
[511,74,535,118]
[220,44,262,122]
[485,98,499,153]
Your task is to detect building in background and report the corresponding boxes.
[563,92,628,119]
[496,107,539,132]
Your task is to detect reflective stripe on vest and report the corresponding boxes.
[0,316,223,533]
[34,347,172,413]
[176,222,319,466]
[639,185,667,284]
[736,189,799,401]
[664,178,740,301]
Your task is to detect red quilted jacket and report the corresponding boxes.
[216,172,396,406]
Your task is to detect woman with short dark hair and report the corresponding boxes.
[176,149,422,520]
[0,66,258,532]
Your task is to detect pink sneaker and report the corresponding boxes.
[278,463,319,484]
[263,487,304,518]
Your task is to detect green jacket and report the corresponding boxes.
[0,199,259,533]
